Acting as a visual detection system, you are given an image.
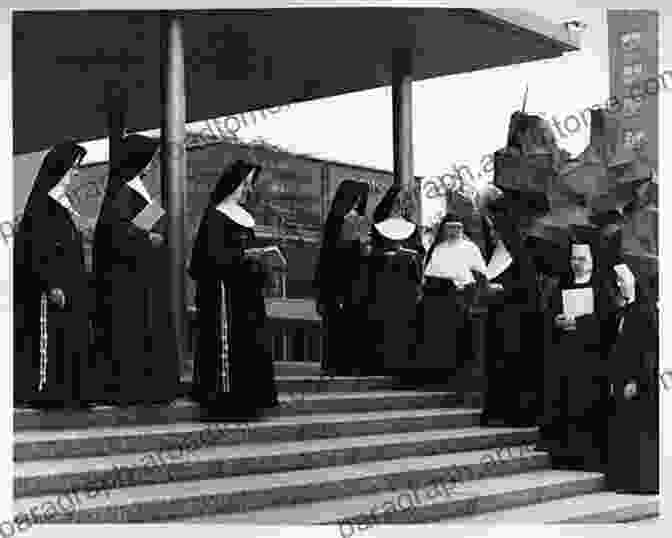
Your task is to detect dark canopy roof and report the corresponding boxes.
[13,8,578,155]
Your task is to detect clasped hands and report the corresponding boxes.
[49,288,66,308]
[555,313,577,331]
[149,232,164,247]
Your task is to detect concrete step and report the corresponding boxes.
[177,376,411,396]
[15,427,539,497]
[274,376,407,394]
[273,361,322,377]
[451,491,659,524]
[15,408,481,461]
[14,390,459,432]
[184,469,604,524]
[14,448,549,523]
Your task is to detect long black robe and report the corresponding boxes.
[414,214,486,380]
[606,287,659,494]
[314,180,370,376]
[189,161,277,418]
[93,135,179,405]
[363,222,422,375]
[14,142,94,408]
[480,213,542,427]
[543,271,615,471]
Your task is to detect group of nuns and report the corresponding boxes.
[13,140,659,493]
[313,178,504,384]
[14,138,277,420]
[314,179,659,495]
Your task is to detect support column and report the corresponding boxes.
[392,48,414,189]
[105,82,127,180]
[160,13,187,366]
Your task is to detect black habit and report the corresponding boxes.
[314,180,370,376]
[92,134,179,405]
[14,142,93,408]
[480,211,542,427]
[543,266,615,471]
[363,186,423,375]
[189,160,278,418]
[606,284,659,494]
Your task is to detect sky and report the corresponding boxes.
[11,6,670,226]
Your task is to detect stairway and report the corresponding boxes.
[13,362,659,525]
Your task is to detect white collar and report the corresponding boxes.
[216,201,256,228]
[374,217,416,241]
[48,184,77,213]
[574,273,592,285]
[127,177,152,204]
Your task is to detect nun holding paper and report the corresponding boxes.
[542,241,616,471]
[189,160,278,419]
[93,134,179,405]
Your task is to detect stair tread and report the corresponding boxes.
[15,407,479,444]
[15,427,537,479]
[14,390,451,416]
[182,469,601,524]
[452,491,659,523]
[14,447,546,514]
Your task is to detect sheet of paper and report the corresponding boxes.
[132,202,165,231]
[562,287,594,318]
[484,240,513,280]
[245,245,288,266]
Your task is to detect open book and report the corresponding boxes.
[132,202,165,232]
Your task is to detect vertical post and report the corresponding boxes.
[392,48,414,189]
[106,82,127,180]
[161,13,187,366]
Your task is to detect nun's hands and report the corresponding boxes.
[149,232,164,247]
[555,313,576,331]
[624,381,638,400]
[49,288,66,309]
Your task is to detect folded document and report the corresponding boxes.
[562,287,594,318]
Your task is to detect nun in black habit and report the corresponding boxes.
[542,241,616,471]
[362,186,423,375]
[606,266,659,494]
[189,160,278,419]
[479,192,544,427]
[314,180,370,376]
[14,142,93,408]
[93,134,179,405]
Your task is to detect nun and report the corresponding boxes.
[479,193,544,427]
[93,134,179,406]
[188,160,278,419]
[415,213,489,379]
[542,241,616,471]
[606,264,659,494]
[313,180,370,376]
[14,142,93,408]
[363,186,423,375]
